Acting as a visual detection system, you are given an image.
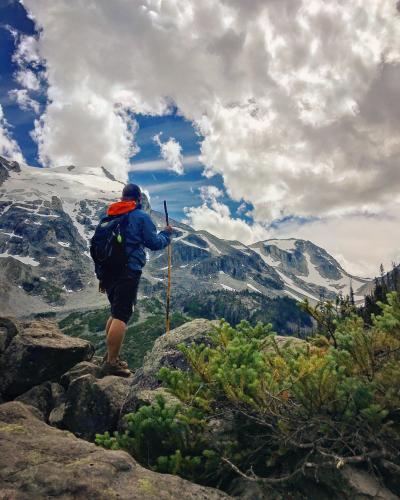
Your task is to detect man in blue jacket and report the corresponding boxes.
[101,183,172,377]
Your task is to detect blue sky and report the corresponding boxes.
[0,0,39,162]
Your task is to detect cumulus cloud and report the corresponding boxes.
[11,32,43,91]
[0,105,25,164]
[153,133,184,175]
[199,185,224,203]
[12,33,41,67]
[18,0,400,272]
[14,68,41,91]
[185,186,269,243]
[184,200,269,244]
[8,89,40,114]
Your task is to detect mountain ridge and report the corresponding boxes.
[0,156,371,316]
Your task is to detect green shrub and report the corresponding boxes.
[98,294,400,492]
[95,395,219,482]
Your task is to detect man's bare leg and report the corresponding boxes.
[107,318,127,363]
[105,315,113,338]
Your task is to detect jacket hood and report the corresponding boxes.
[107,200,137,216]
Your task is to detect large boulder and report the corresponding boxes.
[121,319,219,416]
[0,317,93,400]
[0,401,231,499]
[51,361,131,440]
[15,382,65,422]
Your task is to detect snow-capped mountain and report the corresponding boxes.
[0,156,371,316]
[250,239,370,302]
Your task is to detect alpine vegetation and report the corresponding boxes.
[97,293,400,497]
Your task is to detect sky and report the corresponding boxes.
[0,0,400,277]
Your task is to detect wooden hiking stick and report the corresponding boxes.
[164,200,172,334]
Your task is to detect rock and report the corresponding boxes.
[340,465,398,500]
[121,319,218,416]
[52,368,131,440]
[60,360,102,388]
[0,401,231,499]
[15,382,65,422]
[0,318,93,400]
[0,317,18,353]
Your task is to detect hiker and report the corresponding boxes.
[91,183,172,377]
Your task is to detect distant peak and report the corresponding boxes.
[0,155,21,173]
[101,166,117,182]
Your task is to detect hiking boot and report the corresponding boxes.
[101,360,132,378]
[102,353,129,369]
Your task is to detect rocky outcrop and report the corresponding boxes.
[0,401,231,499]
[0,156,20,186]
[191,251,283,290]
[121,319,219,416]
[0,317,93,400]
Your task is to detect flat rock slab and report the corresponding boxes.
[0,402,231,499]
[0,318,93,399]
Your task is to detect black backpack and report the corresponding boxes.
[89,213,130,284]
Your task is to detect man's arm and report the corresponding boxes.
[142,213,171,251]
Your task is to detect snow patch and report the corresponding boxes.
[220,284,236,291]
[275,269,318,301]
[0,252,40,267]
[201,235,221,254]
[180,239,210,251]
[58,241,71,248]
[265,239,297,252]
[247,283,262,293]
[251,246,277,267]
[0,231,23,239]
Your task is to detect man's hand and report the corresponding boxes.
[165,224,173,234]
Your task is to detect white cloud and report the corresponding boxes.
[153,133,184,175]
[18,0,400,272]
[129,154,201,172]
[199,185,224,203]
[0,105,25,164]
[12,34,41,67]
[184,198,270,244]
[31,96,138,181]
[8,89,40,114]
[11,33,43,92]
[15,69,41,91]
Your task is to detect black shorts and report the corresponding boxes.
[105,271,141,324]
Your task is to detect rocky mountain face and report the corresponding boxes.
[250,239,370,303]
[0,156,371,316]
